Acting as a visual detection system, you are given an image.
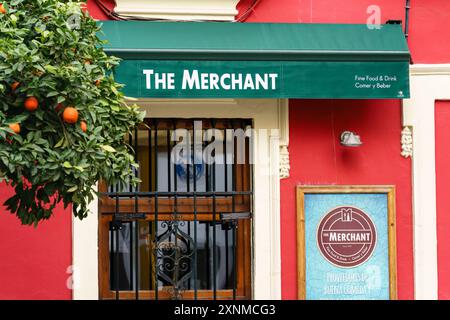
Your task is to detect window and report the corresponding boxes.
[99,118,253,300]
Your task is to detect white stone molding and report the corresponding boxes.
[114,0,240,21]
[401,125,413,158]
[278,99,290,179]
[73,99,285,300]
[72,184,98,300]
[279,145,290,179]
[403,64,450,300]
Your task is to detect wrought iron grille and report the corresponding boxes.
[99,119,254,300]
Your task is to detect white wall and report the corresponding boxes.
[403,64,450,300]
[114,0,239,21]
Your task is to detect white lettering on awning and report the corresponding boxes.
[144,69,279,91]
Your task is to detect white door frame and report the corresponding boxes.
[72,98,288,300]
[403,64,450,300]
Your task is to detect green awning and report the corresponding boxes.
[100,21,410,99]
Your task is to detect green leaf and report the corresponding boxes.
[46,91,59,97]
[67,186,78,193]
[54,137,65,148]
[63,161,72,168]
[100,145,116,153]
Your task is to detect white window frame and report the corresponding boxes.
[114,0,240,21]
[403,64,450,300]
[72,98,288,300]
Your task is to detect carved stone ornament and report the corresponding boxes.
[401,126,413,158]
[279,145,290,179]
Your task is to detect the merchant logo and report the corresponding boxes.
[143,69,279,91]
[317,206,377,268]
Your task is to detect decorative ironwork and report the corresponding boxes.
[153,220,194,300]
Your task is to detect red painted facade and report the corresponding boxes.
[0,0,449,300]
[281,99,413,299]
[0,184,72,300]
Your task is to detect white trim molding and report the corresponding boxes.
[403,64,450,300]
[114,0,239,21]
[73,99,286,300]
[278,100,290,179]
[72,186,99,300]
[401,126,413,158]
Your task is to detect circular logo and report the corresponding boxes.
[317,206,376,268]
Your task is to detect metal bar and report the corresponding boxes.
[154,124,159,301]
[149,123,153,192]
[129,222,133,292]
[172,123,179,297]
[192,119,198,299]
[135,221,139,298]
[173,120,178,193]
[103,211,253,219]
[225,228,229,289]
[224,123,229,289]
[167,129,171,192]
[114,194,120,300]
[174,193,179,298]
[169,120,178,295]
[104,48,412,62]
[232,220,237,300]
[102,191,253,197]
[206,222,210,290]
[186,125,190,193]
[149,220,153,292]
[128,129,134,293]
[232,126,237,300]
[221,212,252,220]
[405,0,410,39]
[110,220,116,294]
[212,119,217,300]
[205,129,209,192]
[148,125,153,296]
[134,128,139,299]
[187,221,191,291]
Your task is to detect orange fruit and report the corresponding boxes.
[95,79,101,86]
[11,82,20,91]
[80,121,87,133]
[0,4,6,14]
[63,107,79,124]
[9,123,20,134]
[24,97,39,111]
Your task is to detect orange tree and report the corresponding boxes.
[0,0,144,226]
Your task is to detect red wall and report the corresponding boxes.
[435,101,450,300]
[0,184,72,299]
[408,0,450,64]
[280,100,414,299]
[238,0,450,64]
[237,0,417,300]
[86,0,114,20]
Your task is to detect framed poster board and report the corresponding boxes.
[296,185,397,300]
